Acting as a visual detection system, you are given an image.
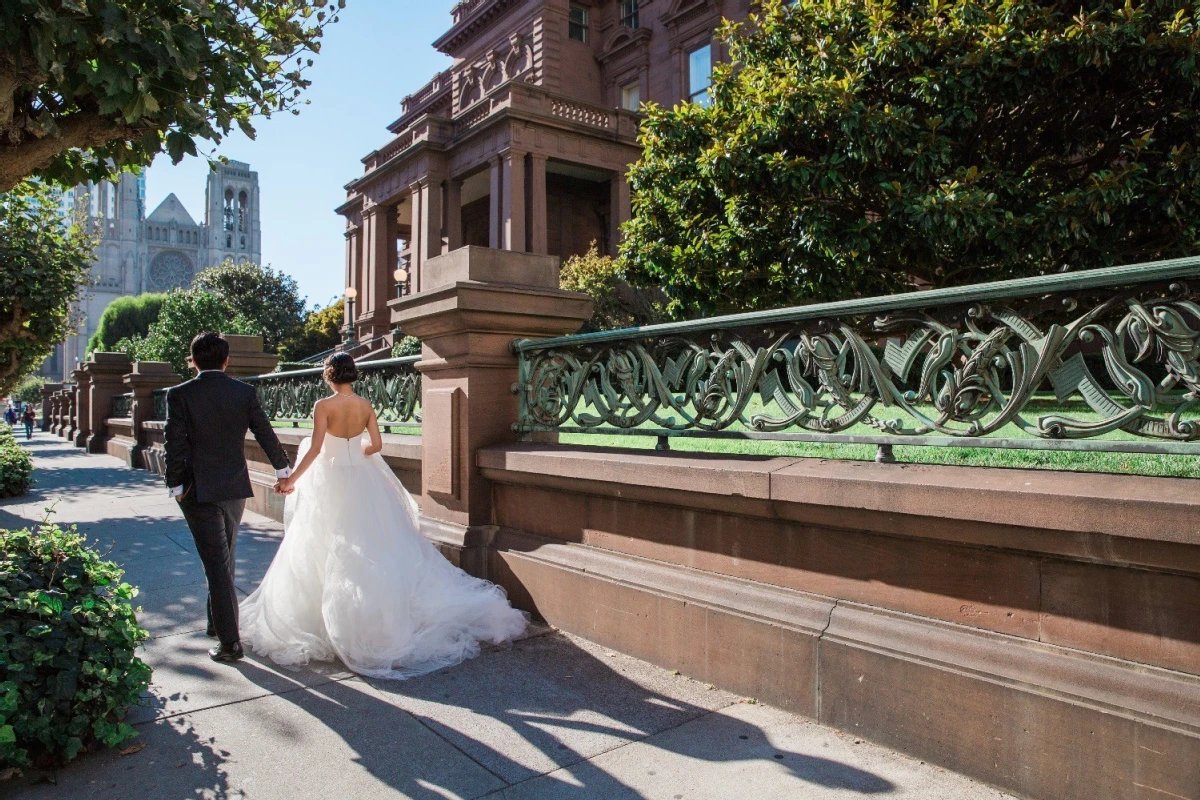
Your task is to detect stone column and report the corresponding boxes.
[609,169,631,257]
[84,352,133,453]
[445,178,464,253]
[126,361,180,469]
[48,391,61,435]
[71,366,91,447]
[362,203,397,340]
[488,156,502,249]
[40,383,63,432]
[391,246,592,573]
[61,389,76,440]
[529,154,549,255]
[501,148,527,251]
[223,334,279,378]
[411,176,445,295]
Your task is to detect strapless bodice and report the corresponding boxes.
[318,432,366,467]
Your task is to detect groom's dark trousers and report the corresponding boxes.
[164,371,290,648]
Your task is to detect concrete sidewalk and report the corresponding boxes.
[1,433,1014,799]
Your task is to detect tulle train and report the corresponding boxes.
[239,434,527,679]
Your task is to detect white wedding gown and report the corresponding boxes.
[239,432,528,679]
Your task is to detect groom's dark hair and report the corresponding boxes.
[190,332,230,371]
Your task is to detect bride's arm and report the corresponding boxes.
[282,403,329,489]
[362,406,383,456]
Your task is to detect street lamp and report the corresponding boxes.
[393,267,409,299]
[343,286,358,343]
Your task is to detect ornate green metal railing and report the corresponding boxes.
[244,355,422,431]
[151,389,168,422]
[110,392,133,419]
[512,256,1200,457]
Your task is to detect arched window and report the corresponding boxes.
[237,190,248,232]
[223,187,235,231]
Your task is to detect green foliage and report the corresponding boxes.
[0,181,93,394]
[0,0,343,192]
[0,523,151,768]
[391,336,421,358]
[192,260,306,351]
[560,244,662,332]
[279,299,344,362]
[85,294,167,356]
[622,0,1200,318]
[10,375,45,407]
[0,426,31,499]
[115,289,255,375]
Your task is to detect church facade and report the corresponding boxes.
[42,161,262,381]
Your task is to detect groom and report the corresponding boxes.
[164,332,292,663]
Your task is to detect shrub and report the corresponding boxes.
[10,376,46,407]
[560,244,662,332]
[0,426,32,498]
[86,294,168,356]
[0,523,150,769]
[391,336,420,358]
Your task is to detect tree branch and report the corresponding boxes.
[0,111,132,193]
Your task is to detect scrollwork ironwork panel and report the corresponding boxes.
[110,393,133,419]
[513,258,1200,452]
[245,356,422,426]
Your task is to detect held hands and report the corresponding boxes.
[274,477,296,495]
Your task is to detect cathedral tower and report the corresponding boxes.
[204,161,262,264]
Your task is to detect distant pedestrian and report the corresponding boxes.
[22,407,35,440]
[4,407,14,426]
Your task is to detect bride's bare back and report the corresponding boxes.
[282,388,384,491]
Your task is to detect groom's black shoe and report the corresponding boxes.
[208,642,244,663]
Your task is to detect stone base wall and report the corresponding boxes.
[102,419,139,468]
[476,444,1200,800]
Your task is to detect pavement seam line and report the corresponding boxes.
[133,672,359,726]
[405,709,515,789]
[472,701,742,799]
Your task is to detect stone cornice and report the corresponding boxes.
[433,0,524,56]
[597,26,653,66]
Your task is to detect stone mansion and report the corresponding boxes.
[339,0,752,343]
[41,161,262,381]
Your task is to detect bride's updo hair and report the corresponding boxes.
[323,353,358,385]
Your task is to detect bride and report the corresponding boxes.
[239,353,528,679]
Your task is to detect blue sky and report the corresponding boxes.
[143,0,456,310]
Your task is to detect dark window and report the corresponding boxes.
[620,0,638,29]
[569,4,588,42]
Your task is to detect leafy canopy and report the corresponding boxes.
[0,0,343,192]
[192,260,305,350]
[114,288,254,374]
[85,292,167,356]
[279,298,343,362]
[0,181,93,394]
[621,0,1200,318]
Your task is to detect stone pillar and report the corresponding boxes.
[126,362,180,469]
[61,389,76,439]
[501,149,526,251]
[362,203,397,340]
[609,169,631,257]
[529,154,549,255]
[84,352,133,453]
[223,334,279,378]
[40,382,63,432]
[391,246,592,572]
[48,391,61,434]
[71,366,91,447]
[411,176,445,295]
[445,178,463,253]
[488,156,502,249]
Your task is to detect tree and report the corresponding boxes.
[115,289,254,374]
[0,0,343,192]
[0,180,93,394]
[278,299,343,361]
[11,373,45,405]
[559,244,662,332]
[621,0,1200,319]
[192,260,306,351]
[86,292,167,355]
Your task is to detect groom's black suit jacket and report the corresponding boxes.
[164,371,290,503]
